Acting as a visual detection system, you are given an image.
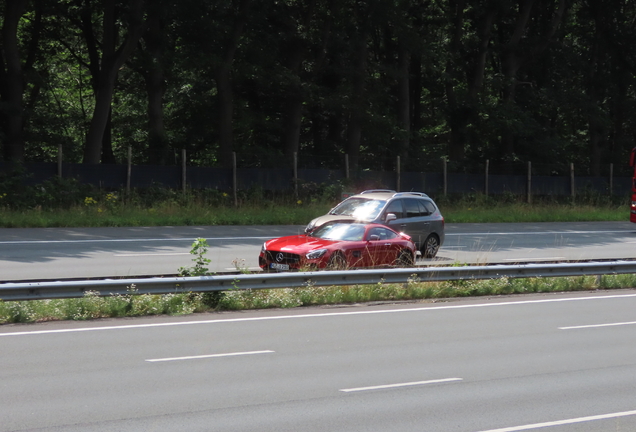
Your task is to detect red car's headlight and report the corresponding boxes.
[306,248,327,260]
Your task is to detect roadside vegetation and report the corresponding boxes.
[0,175,629,228]
[2,273,636,325]
[0,179,633,325]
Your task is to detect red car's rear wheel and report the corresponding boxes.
[396,249,414,267]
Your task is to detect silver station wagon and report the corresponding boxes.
[305,190,445,258]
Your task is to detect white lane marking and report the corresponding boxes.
[146,350,274,362]
[560,321,636,330]
[2,293,636,338]
[503,257,565,261]
[475,409,636,432]
[114,253,190,257]
[340,378,462,393]
[0,229,631,245]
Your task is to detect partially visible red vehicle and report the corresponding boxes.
[631,147,636,223]
[259,222,417,272]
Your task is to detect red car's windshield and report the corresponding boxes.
[310,223,366,241]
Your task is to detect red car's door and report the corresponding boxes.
[364,227,401,266]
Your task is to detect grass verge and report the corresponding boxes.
[0,192,630,228]
[2,274,636,325]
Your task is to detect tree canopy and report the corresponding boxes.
[1,0,635,176]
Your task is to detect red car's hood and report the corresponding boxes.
[265,235,338,254]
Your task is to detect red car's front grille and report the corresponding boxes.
[265,251,301,265]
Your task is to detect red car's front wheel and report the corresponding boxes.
[327,252,347,270]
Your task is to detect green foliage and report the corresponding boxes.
[0,287,207,324]
[3,0,636,177]
[178,238,212,277]
[0,170,98,210]
[177,238,225,308]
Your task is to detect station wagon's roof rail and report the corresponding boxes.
[360,189,396,194]
[392,192,429,198]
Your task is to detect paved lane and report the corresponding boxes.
[2,291,636,431]
[0,222,634,281]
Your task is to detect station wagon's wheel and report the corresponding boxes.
[327,252,347,270]
[395,249,414,267]
[421,234,440,258]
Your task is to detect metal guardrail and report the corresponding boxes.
[1,261,636,302]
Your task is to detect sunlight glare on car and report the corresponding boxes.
[319,224,361,240]
[350,200,385,220]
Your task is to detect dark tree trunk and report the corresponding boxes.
[346,0,375,175]
[101,110,117,164]
[283,94,303,164]
[281,38,304,165]
[498,0,567,168]
[0,0,27,163]
[83,0,145,164]
[346,30,368,174]
[214,0,250,169]
[444,0,467,163]
[215,64,235,169]
[587,28,604,176]
[143,6,169,165]
[409,53,422,133]
[396,38,410,163]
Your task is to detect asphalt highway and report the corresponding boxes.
[0,221,634,281]
[2,291,636,431]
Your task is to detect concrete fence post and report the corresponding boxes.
[57,144,63,178]
[181,149,187,194]
[127,146,132,193]
[485,159,489,195]
[442,157,447,196]
[233,152,238,207]
[570,162,575,198]
[397,155,401,192]
[293,152,298,199]
[527,161,532,204]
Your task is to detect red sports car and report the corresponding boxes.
[259,222,417,271]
